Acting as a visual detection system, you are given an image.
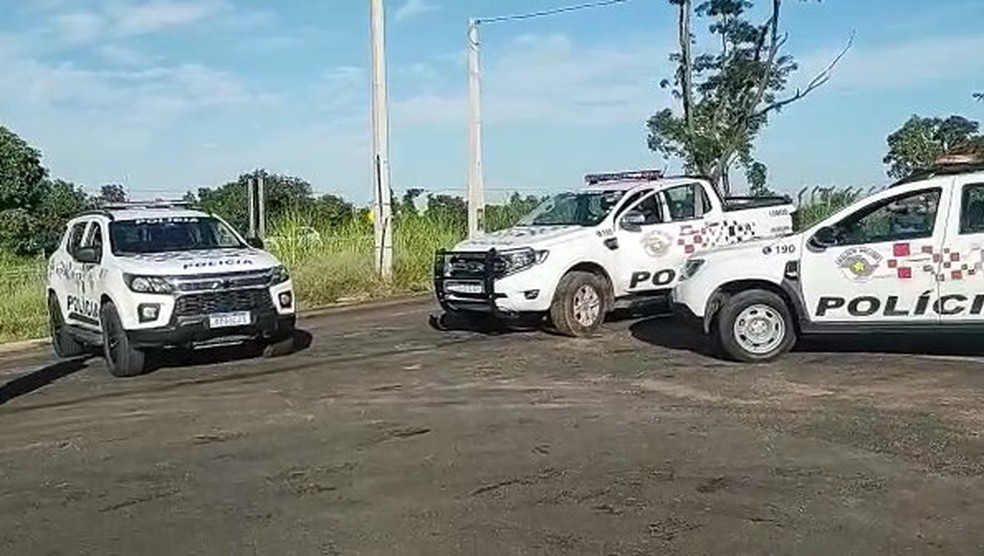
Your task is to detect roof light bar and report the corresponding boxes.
[934,153,983,166]
[584,169,663,185]
[100,199,196,210]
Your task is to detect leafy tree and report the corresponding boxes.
[0,125,48,211]
[398,188,425,217]
[486,192,544,230]
[424,194,467,225]
[883,115,984,179]
[746,160,775,196]
[647,0,851,195]
[190,169,314,232]
[96,183,128,204]
[311,193,356,228]
[37,179,92,253]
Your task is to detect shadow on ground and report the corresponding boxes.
[149,329,315,372]
[0,357,90,405]
[630,316,984,359]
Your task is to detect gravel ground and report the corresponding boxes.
[1,300,983,555]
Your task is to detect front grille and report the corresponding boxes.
[438,251,504,279]
[174,288,273,316]
[172,270,273,293]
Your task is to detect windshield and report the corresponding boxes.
[517,190,625,227]
[110,216,245,254]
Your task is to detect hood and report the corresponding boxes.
[453,225,588,251]
[115,248,280,276]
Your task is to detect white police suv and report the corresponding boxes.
[46,201,296,377]
[672,155,984,362]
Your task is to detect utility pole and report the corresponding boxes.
[466,18,485,239]
[257,172,266,238]
[247,175,257,238]
[369,0,393,278]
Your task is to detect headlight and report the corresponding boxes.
[124,274,174,294]
[679,258,705,281]
[270,265,290,285]
[494,248,549,276]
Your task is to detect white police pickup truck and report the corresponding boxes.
[672,155,984,362]
[433,170,795,336]
[46,201,296,377]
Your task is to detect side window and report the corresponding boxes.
[959,183,984,234]
[661,184,702,222]
[833,188,941,246]
[66,222,88,255]
[614,190,649,220]
[632,193,664,224]
[83,222,104,262]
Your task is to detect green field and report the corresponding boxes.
[0,186,855,344]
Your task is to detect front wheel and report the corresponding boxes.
[550,271,609,337]
[100,301,146,377]
[48,293,87,358]
[715,290,796,363]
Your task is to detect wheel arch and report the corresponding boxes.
[563,261,615,307]
[703,279,803,334]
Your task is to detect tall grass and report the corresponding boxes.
[0,186,865,343]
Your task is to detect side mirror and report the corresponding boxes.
[246,236,265,249]
[619,210,646,232]
[810,226,838,249]
[73,247,100,264]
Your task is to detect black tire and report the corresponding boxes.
[550,271,610,337]
[47,293,87,358]
[715,289,796,363]
[100,301,146,377]
[262,332,296,358]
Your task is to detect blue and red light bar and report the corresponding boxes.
[584,169,663,185]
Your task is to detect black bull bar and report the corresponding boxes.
[433,248,510,316]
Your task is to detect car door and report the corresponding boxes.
[57,220,91,327]
[612,188,685,295]
[937,176,984,322]
[65,220,104,329]
[799,182,948,324]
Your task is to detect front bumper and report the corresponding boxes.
[126,302,295,349]
[433,249,552,317]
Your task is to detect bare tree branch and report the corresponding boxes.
[755,30,855,118]
[975,92,983,102]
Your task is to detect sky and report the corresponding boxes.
[1,0,982,205]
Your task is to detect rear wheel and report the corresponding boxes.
[48,293,87,358]
[715,290,796,363]
[100,301,146,377]
[550,271,609,337]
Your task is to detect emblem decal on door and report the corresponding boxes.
[835,246,882,281]
[640,230,673,257]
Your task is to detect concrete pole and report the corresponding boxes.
[257,172,266,238]
[247,175,257,238]
[467,18,485,239]
[370,0,394,278]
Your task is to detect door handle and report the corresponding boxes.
[604,238,619,250]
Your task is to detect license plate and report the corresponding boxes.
[208,311,251,328]
[445,281,483,295]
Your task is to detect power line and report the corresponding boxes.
[477,0,630,24]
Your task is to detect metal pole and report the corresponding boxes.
[370,0,393,278]
[257,172,266,238]
[247,175,257,238]
[467,18,485,239]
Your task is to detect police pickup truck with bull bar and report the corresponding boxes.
[46,200,296,377]
[433,170,795,336]
[671,154,984,362]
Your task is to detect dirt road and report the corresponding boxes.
[2,300,984,555]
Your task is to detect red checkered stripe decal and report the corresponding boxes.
[677,224,708,254]
[888,242,976,282]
